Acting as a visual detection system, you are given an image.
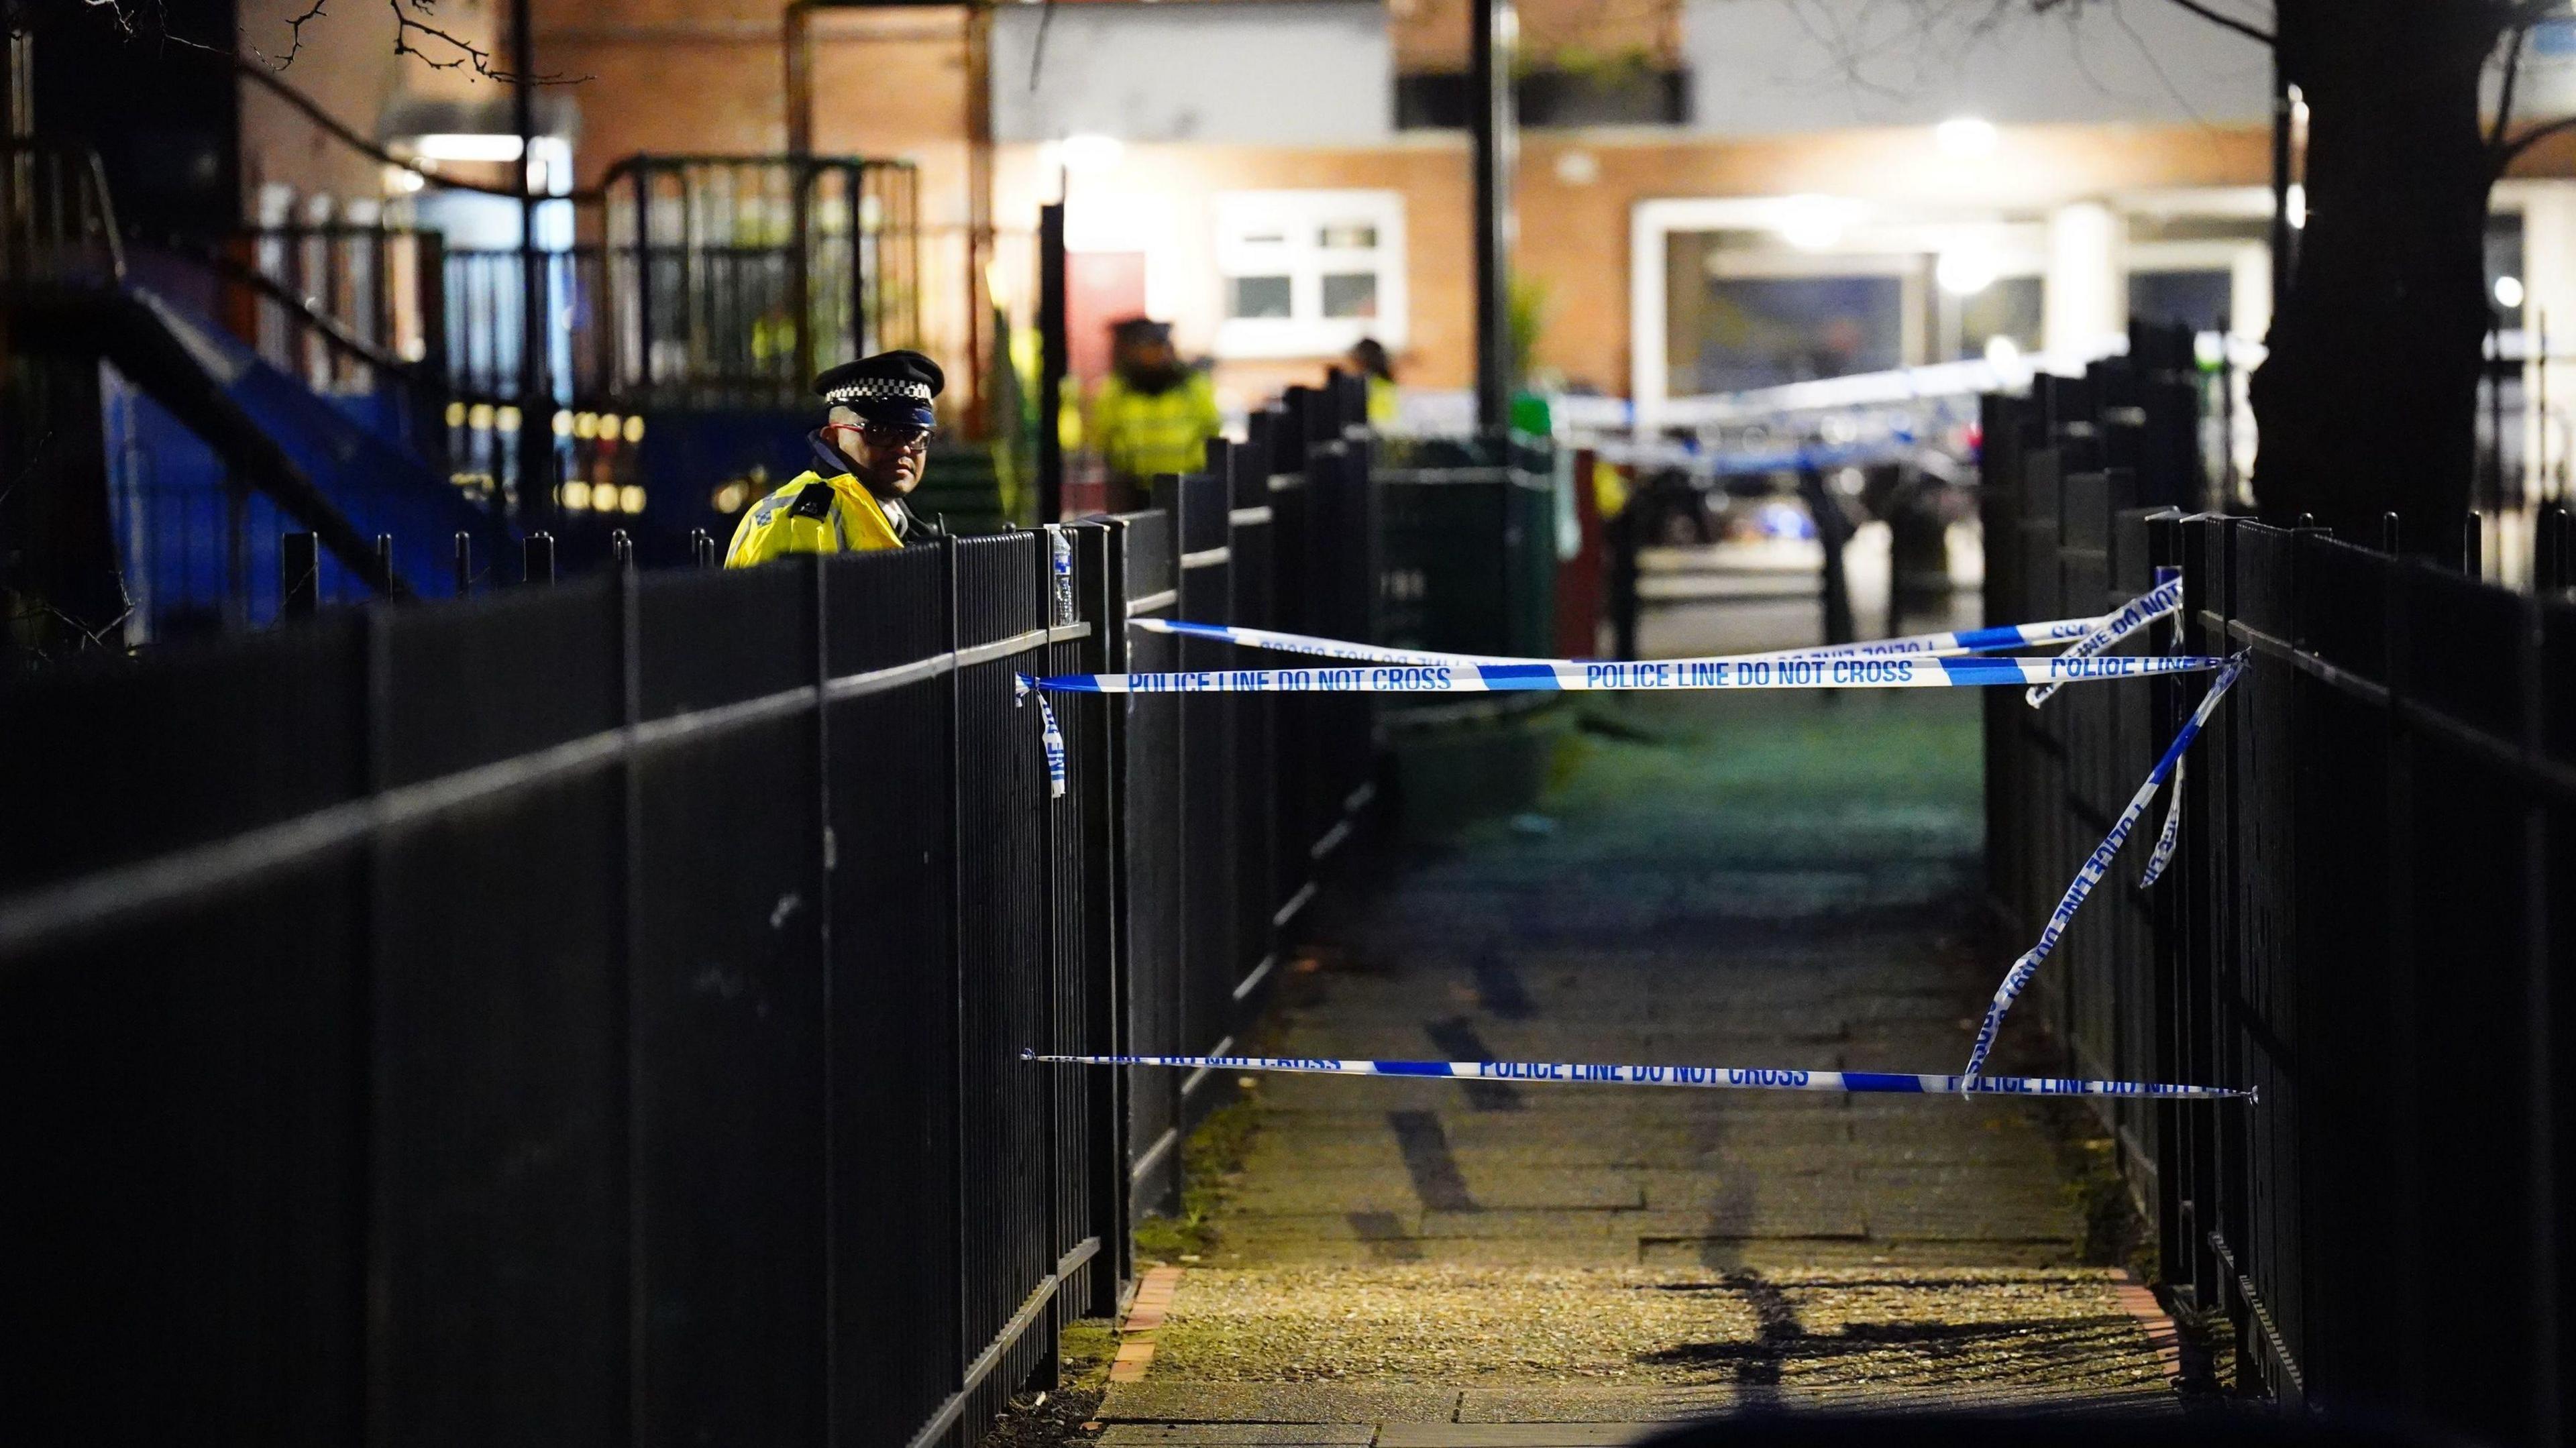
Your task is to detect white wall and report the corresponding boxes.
[1684,0,2271,134]
[991,1,1393,146]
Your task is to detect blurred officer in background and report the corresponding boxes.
[1089,317,1220,511]
[1347,337,1398,429]
[727,351,947,565]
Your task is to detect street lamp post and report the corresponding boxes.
[1471,0,1516,435]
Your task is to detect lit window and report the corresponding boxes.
[1213,190,1406,359]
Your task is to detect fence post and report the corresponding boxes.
[453,532,472,597]
[282,531,318,617]
[941,530,969,1399]
[1087,519,1134,1310]
[806,551,840,1440]
[610,530,633,568]
[525,532,555,587]
[2465,509,2483,577]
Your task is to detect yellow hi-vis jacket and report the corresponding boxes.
[724,471,908,567]
[1091,372,1221,482]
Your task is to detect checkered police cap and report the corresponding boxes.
[814,349,945,422]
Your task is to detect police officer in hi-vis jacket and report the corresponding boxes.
[725,350,948,565]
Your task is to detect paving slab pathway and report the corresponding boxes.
[1102,688,2180,1443]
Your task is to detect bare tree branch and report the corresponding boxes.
[246,0,328,70]
[386,0,579,85]
[2156,0,2275,47]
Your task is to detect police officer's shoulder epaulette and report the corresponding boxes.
[788,483,838,521]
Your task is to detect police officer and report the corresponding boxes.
[1088,317,1220,512]
[726,350,947,566]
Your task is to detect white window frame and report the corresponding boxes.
[1212,190,1407,359]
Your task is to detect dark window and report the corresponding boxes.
[1228,276,1293,320]
[1321,273,1378,319]
[1670,271,1904,396]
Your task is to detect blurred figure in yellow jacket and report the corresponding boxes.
[1089,317,1219,510]
[1348,337,1399,429]
[727,350,947,565]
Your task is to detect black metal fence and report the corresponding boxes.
[0,409,1378,1443]
[1984,349,2576,1445]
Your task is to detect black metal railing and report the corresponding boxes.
[0,374,1393,1443]
[1984,348,2576,1445]
[0,139,124,286]
[217,156,920,423]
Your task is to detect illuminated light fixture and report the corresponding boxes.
[444,400,466,427]
[495,404,523,432]
[561,480,592,511]
[1776,194,1854,252]
[598,413,621,441]
[714,482,749,514]
[1057,133,1125,174]
[1935,117,1997,159]
[620,485,648,514]
[409,133,525,164]
[623,415,647,443]
[2496,274,2526,309]
[572,412,598,440]
[552,410,575,438]
[467,402,495,430]
[1936,245,1999,296]
[383,166,427,196]
[2194,331,2227,370]
[2286,183,2307,231]
[1984,335,2023,367]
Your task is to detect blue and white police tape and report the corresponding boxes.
[1022,1050,2251,1101]
[1134,603,2126,670]
[1036,691,1067,799]
[2024,573,2184,708]
[1012,674,1069,799]
[2139,767,2185,889]
[1960,653,2249,1082]
[1024,653,2226,696]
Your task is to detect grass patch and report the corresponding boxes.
[1131,1095,1263,1263]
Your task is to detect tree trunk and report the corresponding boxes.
[2250,0,2502,549]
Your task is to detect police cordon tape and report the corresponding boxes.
[1021,1050,2251,1101]
[1133,594,2153,670]
[1023,653,2225,696]
[1959,653,2249,1084]
[2024,573,2182,708]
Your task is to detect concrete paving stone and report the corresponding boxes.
[1097,1384,1464,1423]
[1452,1386,1741,1423]
[1231,1134,1672,1173]
[1390,1203,1865,1241]
[1206,1235,1658,1269]
[1230,1170,1646,1217]
[1099,1427,1379,1445]
[1379,1423,1662,1445]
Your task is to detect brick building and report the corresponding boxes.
[221,0,2576,421]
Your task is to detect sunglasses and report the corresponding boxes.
[828,420,937,453]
